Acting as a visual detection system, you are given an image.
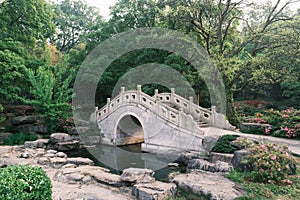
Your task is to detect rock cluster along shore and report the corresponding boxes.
[0,136,247,200]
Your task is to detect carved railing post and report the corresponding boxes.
[120,87,125,104]
[170,88,175,104]
[154,89,159,100]
[211,106,216,126]
[178,107,183,128]
[154,89,159,114]
[137,85,142,103]
[107,98,111,114]
[189,96,193,114]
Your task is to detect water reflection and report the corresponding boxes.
[86,144,180,171]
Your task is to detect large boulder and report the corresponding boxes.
[17,124,48,134]
[187,159,231,173]
[11,115,39,125]
[121,168,155,184]
[202,136,219,152]
[56,141,80,151]
[50,133,73,144]
[187,159,215,173]
[231,149,251,171]
[240,123,271,132]
[132,181,177,200]
[66,157,94,166]
[181,150,209,165]
[24,139,49,149]
[171,170,245,200]
[209,152,234,164]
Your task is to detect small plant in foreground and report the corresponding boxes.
[0,165,52,200]
[237,138,297,185]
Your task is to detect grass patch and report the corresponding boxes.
[2,132,38,145]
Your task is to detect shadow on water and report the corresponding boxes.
[66,143,185,181]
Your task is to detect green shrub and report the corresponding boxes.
[0,165,52,200]
[237,138,297,185]
[211,134,240,153]
[3,132,38,145]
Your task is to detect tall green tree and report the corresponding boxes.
[50,0,104,52]
[0,0,55,48]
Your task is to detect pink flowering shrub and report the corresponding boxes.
[245,108,300,138]
[238,138,297,185]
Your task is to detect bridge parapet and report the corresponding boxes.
[154,89,211,124]
[96,85,235,131]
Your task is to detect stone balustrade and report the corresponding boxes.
[96,85,235,131]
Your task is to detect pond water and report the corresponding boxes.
[66,143,185,181]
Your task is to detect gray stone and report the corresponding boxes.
[171,170,245,200]
[181,151,208,165]
[47,149,58,154]
[231,149,251,171]
[56,141,79,151]
[56,152,67,158]
[210,152,234,164]
[82,176,93,183]
[67,157,94,166]
[37,157,50,165]
[20,152,32,158]
[214,161,232,172]
[91,170,123,187]
[168,163,179,168]
[44,153,56,158]
[202,136,220,152]
[50,133,73,144]
[11,115,39,125]
[68,127,89,135]
[50,157,68,168]
[240,123,271,132]
[187,159,231,173]
[66,173,85,182]
[121,168,155,184]
[187,159,215,173]
[62,163,77,169]
[24,139,49,149]
[17,124,48,134]
[132,181,177,200]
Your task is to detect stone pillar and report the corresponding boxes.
[154,89,159,100]
[107,98,111,114]
[178,107,183,128]
[137,85,142,103]
[189,96,193,114]
[211,106,216,126]
[120,87,125,103]
[170,88,175,104]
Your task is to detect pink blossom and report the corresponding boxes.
[271,155,277,160]
[265,127,271,135]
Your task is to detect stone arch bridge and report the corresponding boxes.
[95,85,235,153]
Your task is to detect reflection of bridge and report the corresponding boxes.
[95,85,235,152]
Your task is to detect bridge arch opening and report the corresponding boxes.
[115,115,144,146]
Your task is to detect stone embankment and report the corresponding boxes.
[0,132,250,200]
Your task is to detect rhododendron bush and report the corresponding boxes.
[238,138,297,185]
[245,108,300,139]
